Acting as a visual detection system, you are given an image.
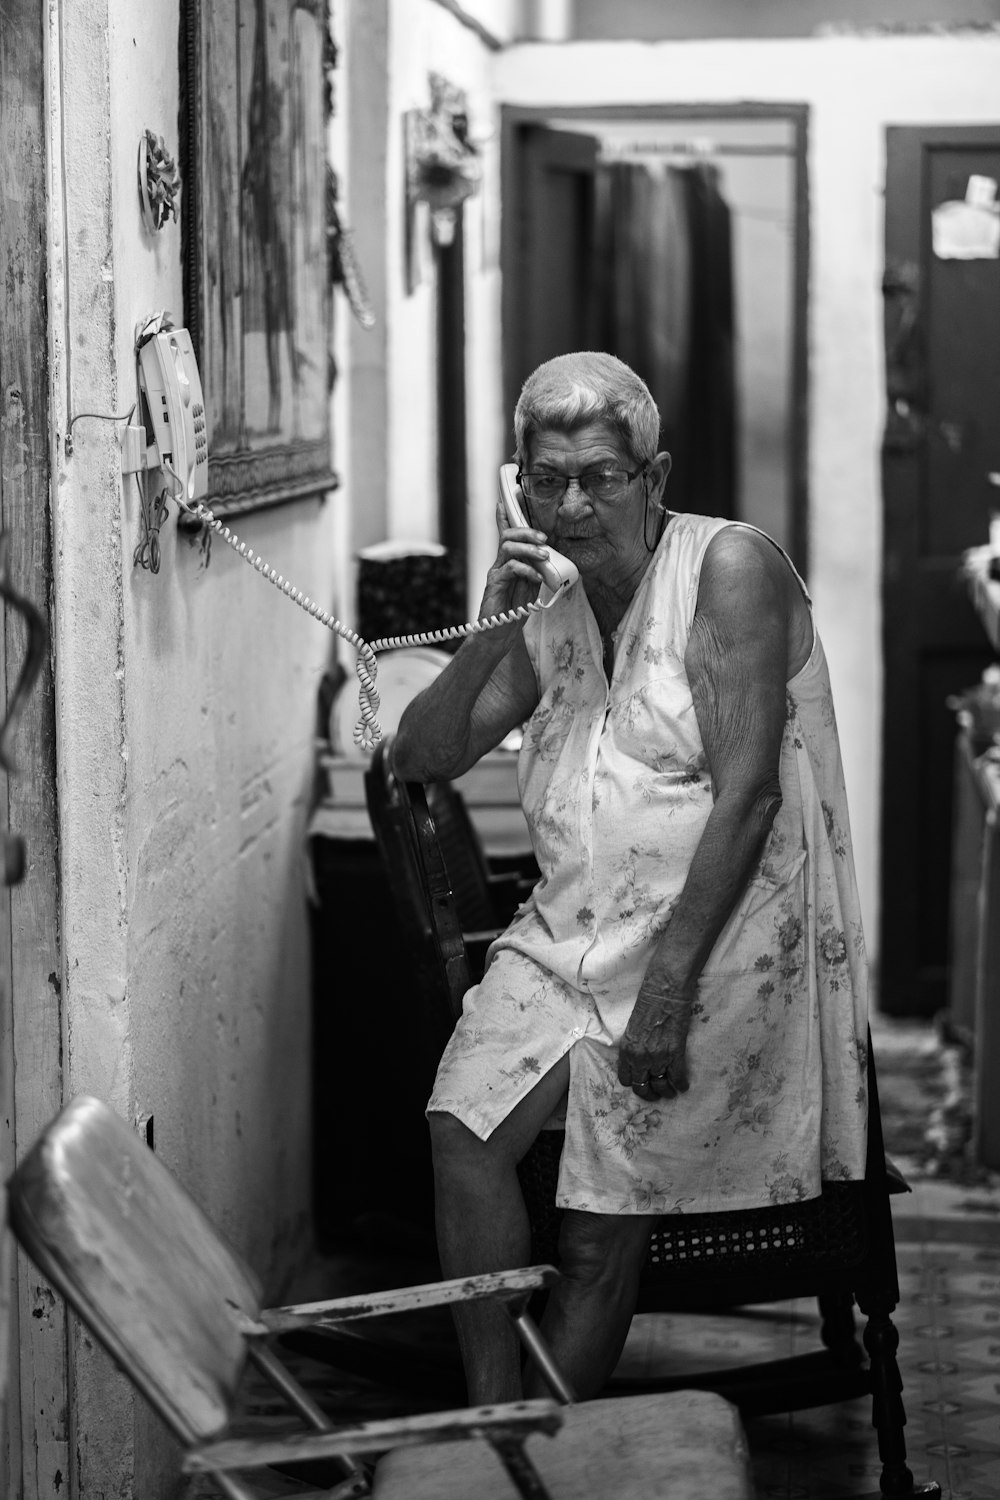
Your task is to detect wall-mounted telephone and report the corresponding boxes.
[498,463,579,598]
[137,328,208,503]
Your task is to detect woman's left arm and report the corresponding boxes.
[617,527,794,1101]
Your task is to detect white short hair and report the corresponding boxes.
[514,351,661,466]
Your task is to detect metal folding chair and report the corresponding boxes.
[6,1094,566,1499]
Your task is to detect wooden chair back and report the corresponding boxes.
[6,1094,261,1447]
[364,742,476,1041]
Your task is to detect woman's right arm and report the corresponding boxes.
[390,499,549,782]
[391,629,539,782]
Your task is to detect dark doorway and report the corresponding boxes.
[880,124,1000,1018]
[501,104,809,572]
[501,122,600,422]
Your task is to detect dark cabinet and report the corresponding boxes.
[308,835,439,1247]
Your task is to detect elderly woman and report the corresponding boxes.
[392,351,868,1406]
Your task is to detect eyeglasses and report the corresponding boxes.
[516,465,646,505]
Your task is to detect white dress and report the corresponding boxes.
[427,512,869,1214]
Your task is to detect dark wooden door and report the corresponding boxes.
[881,126,1000,1018]
[501,123,598,436]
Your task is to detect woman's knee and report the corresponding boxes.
[557,1210,655,1292]
[428,1110,503,1187]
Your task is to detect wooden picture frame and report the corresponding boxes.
[180,0,336,518]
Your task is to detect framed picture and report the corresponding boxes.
[180,0,337,518]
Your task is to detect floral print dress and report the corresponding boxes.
[427,512,869,1214]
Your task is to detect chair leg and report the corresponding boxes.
[486,1434,554,1500]
[509,1306,576,1405]
[860,1303,940,1497]
[818,1292,864,1367]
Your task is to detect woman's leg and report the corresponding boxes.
[525,1209,659,1399]
[428,1055,570,1405]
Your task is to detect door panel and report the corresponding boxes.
[881,127,1000,1017]
[924,148,1000,557]
[1,2,63,1494]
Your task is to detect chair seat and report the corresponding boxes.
[371,1390,753,1499]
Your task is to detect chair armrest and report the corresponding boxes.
[259,1265,560,1335]
[184,1399,564,1473]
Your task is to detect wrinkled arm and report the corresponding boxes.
[391,630,539,782]
[391,498,553,782]
[618,528,791,1098]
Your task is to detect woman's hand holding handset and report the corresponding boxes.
[498,465,579,596]
[479,468,579,636]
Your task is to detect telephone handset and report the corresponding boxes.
[499,463,579,599]
[138,328,208,503]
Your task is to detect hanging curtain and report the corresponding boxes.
[592,158,737,518]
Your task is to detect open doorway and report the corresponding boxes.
[501,104,809,573]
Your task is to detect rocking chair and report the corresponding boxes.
[362,738,941,1499]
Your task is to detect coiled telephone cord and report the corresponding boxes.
[183,500,547,751]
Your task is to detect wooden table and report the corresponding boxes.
[311,747,533,861]
[306,748,532,1241]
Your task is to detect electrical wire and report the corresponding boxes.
[65,403,136,456]
[132,476,170,573]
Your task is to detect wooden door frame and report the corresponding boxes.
[880,122,1000,1018]
[500,101,811,575]
[1,2,65,1496]
[436,204,468,593]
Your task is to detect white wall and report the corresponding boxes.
[343,0,509,617]
[385,0,508,569]
[47,3,342,1492]
[487,32,1000,969]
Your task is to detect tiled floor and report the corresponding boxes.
[197,1015,1000,1498]
[735,1011,1000,1498]
[737,1214,1000,1497]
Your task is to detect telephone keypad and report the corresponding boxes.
[192,400,207,467]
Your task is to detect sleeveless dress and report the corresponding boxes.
[427,512,869,1214]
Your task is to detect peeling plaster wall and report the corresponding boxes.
[489,32,1000,973]
[48,3,342,1493]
